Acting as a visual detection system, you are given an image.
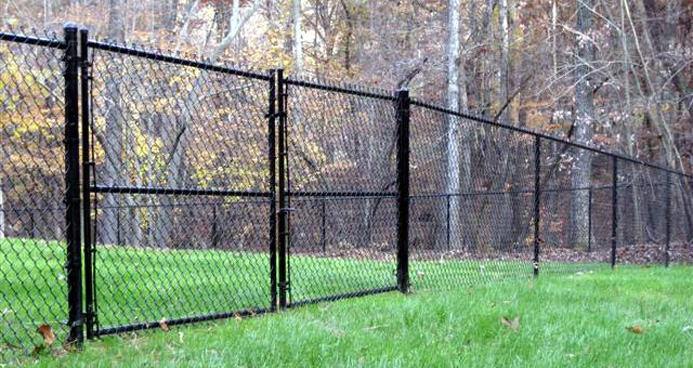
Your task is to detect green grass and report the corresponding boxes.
[13,266,692,368]
[1,237,653,366]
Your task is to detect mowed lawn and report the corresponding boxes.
[1,237,598,358]
[9,265,691,367]
[2,237,637,366]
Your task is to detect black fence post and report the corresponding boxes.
[587,186,593,252]
[446,194,451,251]
[533,136,541,277]
[116,205,121,246]
[79,28,96,340]
[665,171,671,267]
[267,69,278,311]
[276,69,288,309]
[395,88,410,294]
[29,210,35,238]
[63,24,84,345]
[211,205,219,249]
[321,199,327,252]
[611,157,618,269]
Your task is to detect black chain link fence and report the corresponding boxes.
[87,40,274,336]
[0,30,70,358]
[1,26,692,360]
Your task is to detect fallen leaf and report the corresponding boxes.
[234,313,242,321]
[159,318,169,332]
[501,316,520,331]
[36,324,55,346]
[626,324,643,334]
[358,357,365,365]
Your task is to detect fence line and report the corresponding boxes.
[0,26,691,358]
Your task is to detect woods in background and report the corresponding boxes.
[1,0,692,251]
[4,0,691,172]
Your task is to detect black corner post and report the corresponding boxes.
[533,136,541,277]
[267,69,278,311]
[276,68,288,309]
[664,171,671,267]
[63,24,84,345]
[611,156,618,269]
[79,28,96,340]
[395,89,410,293]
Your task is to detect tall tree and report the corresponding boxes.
[446,0,461,249]
[294,0,303,74]
[570,0,595,247]
[101,0,124,245]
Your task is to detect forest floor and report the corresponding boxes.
[14,265,693,368]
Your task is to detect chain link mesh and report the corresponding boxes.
[408,103,536,290]
[1,29,692,359]
[88,44,273,333]
[0,32,68,358]
[284,80,399,304]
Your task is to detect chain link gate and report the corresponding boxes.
[275,74,404,307]
[81,33,278,336]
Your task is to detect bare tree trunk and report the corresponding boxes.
[43,0,52,27]
[497,0,514,249]
[294,0,303,74]
[162,0,179,29]
[102,0,124,246]
[446,0,461,249]
[499,0,511,122]
[570,0,594,248]
[551,0,557,75]
[154,0,261,248]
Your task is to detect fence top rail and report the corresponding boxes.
[0,31,66,49]
[284,76,396,101]
[409,98,693,180]
[86,40,271,81]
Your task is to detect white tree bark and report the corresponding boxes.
[446,0,465,249]
[499,0,510,122]
[496,0,514,248]
[294,0,303,74]
[209,0,260,62]
[570,0,594,248]
[173,0,199,54]
[551,0,557,75]
[43,0,52,28]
